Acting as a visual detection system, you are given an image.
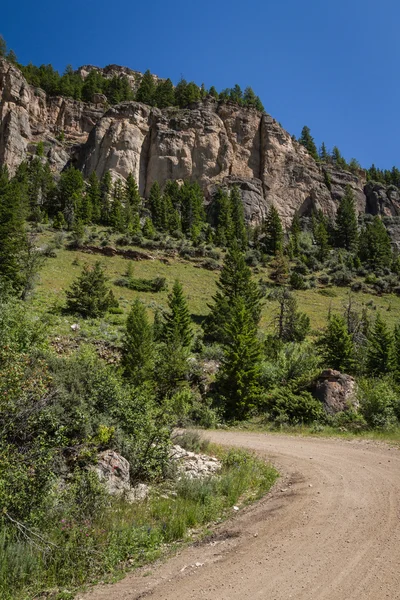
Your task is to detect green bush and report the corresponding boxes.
[264,389,325,424]
[116,275,167,292]
[357,378,400,429]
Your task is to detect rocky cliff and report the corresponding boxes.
[1,57,399,226]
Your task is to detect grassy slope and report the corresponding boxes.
[34,228,400,341]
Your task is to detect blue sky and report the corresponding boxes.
[3,0,400,169]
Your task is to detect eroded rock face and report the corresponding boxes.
[0,58,104,174]
[2,58,400,226]
[311,369,358,415]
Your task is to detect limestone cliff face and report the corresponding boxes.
[0,58,104,174]
[0,58,397,226]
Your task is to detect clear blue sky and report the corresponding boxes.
[3,0,400,169]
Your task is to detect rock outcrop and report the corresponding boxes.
[1,57,399,226]
[311,369,358,415]
[171,444,221,479]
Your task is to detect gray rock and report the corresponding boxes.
[312,369,358,415]
[171,444,222,479]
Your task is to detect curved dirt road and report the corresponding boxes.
[82,432,400,600]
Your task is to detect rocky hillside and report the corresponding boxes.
[1,57,399,226]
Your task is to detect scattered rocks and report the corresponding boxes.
[171,445,222,479]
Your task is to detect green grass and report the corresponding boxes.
[0,446,278,600]
[34,227,400,344]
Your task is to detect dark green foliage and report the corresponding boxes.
[213,188,232,246]
[299,126,319,161]
[215,297,262,420]
[175,78,201,107]
[319,142,329,161]
[331,146,347,169]
[359,216,392,269]
[204,244,262,343]
[0,35,7,57]
[136,70,156,105]
[317,314,355,372]
[265,389,325,424]
[289,212,301,257]
[122,299,154,386]
[229,186,247,249]
[87,171,102,222]
[358,378,399,429]
[271,289,310,343]
[164,280,193,348]
[366,314,394,376]
[0,175,28,293]
[100,171,113,225]
[66,262,116,318]
[57,167,84,227]
[335,186,358,251]
[262,205,284,255]
[312,210,330,261]
[154,78,175,108]
[149,181,165,230]
[116,275,167,292]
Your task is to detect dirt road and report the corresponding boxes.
[81,431,400,600]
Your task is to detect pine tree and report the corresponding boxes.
[215,297,262,420]
[335,185,358,251]
[87,172,101,223]
[66,262,115,318]
[290,212,301,257]
[208,86,219,100]
[299,126,319,161]
[262,205,284,255]
[136,70,156,105]
[57,167,84,228]
[358,216,392,269]
[100,171,112,225]
[213,188,232,246]
[204,244,262,343]
[317,314,355,372]
[229,186,247,249]
[393,323,400,382]
[319,142,329,161]
[142,217,155,239]
[366,314,394,376]
[272,289,310,343]
[122,299,154,386]
[312,211,330,261]
[148,181,164,230]
[110,179,125,231]
[164,280,193,348]
[0,35,7,57]
[154,78,175,108]
[0,178,28,293]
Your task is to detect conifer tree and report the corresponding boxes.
[110,179,125,231]
[0,35,6,57]
[299,126,319,161]
[87,171,101,223]
[335,185,358,251]
[164,280,193,348]
[154,78,175,108]
[317,314,355,372]
[215,297,262,420]
[122,299,154,386]
[358,216,392,269]
[290,212,301,257]
[319,142,329,161]
[66,262,115,318]
[272,289,310,343]
[0,178,28,293]
[213,188,232,246]
[142,217,155,239]
[331,146,347,169]
[204,244,262,343]
[100,171,112,225]
[366,314,394,376]
[136,70,156,105]
[262,205,284,255]
[149,181,165,230]
[393,323,400,382]
[229,186,247,249]
[208,86,219,100]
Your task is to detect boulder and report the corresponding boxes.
[94,449,130,495]
[312,369,358,415]
[171,444,221,479]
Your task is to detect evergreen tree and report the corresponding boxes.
[243,87,264,111]
[154,78,175,108]
[299,126,319,161]
[393,323,400,382]
[358,216,392,269]
[208,86,219,100]
[57,167,84,227]
[319,142,329,161]
[331,146,347,169]
[312,210,330,261]
[215,297,262,420]
[136,70,156,105]
[148,181,164,230]
[0,35,6,57]
[213,188,232,246]
[66,262,115,318]
[317,314,355,372]
[164,280,193,348]
[335,185,358,251]
[204,244,262,343]
[229,186,247,249]
[100,171,112,225]
[142,217,155,239]
[262,205,284,255]
[272,289,310,343]
[179,181,205,237]
[87,172,101,223]
[366,314,394,376]
[0,178,28,293]
[122,299,154,386]
[110,179,125,231]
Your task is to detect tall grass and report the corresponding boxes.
[0,447,277,600]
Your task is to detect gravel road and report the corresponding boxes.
[81,431,400,600]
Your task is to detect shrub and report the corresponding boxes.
[357,378,400,429]
[331,268,353,287]
[116,276,167,293]
[264,389,325,424]
[289,271,307,290]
